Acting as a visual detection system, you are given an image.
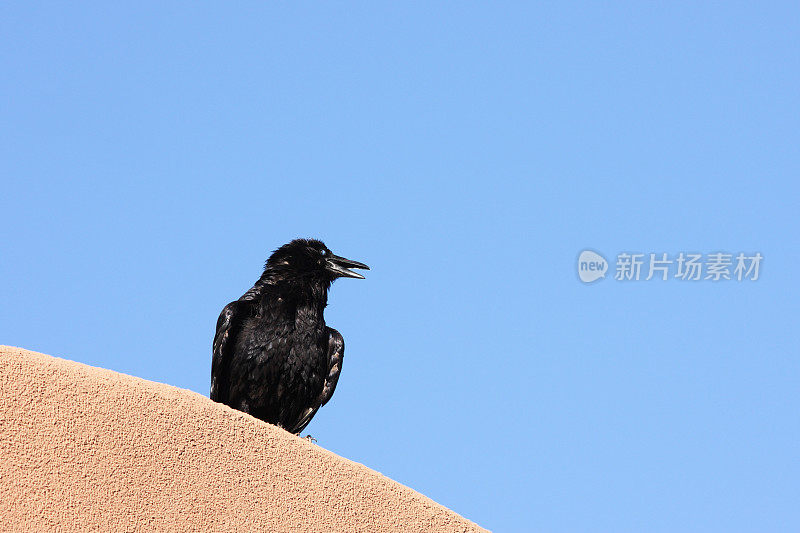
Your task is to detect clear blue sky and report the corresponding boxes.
[1,3,798,531]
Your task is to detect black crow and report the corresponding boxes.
[210,238,368,435]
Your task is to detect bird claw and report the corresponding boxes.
[303,435,317,443]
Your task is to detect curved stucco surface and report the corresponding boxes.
[0,346,486,532]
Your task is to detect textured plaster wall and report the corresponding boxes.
[0,346,486,532]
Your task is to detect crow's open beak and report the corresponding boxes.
[325,254,370,279]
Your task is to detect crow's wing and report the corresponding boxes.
[285,327,345,434]
[210,300,253,403]
[319,327,345,408]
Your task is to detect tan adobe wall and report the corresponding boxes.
[0,346,487,532]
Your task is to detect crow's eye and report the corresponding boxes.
[320,249,329,257]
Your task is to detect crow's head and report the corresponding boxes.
[266,238,369,281]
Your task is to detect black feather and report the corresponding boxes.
[210,239,367,435]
